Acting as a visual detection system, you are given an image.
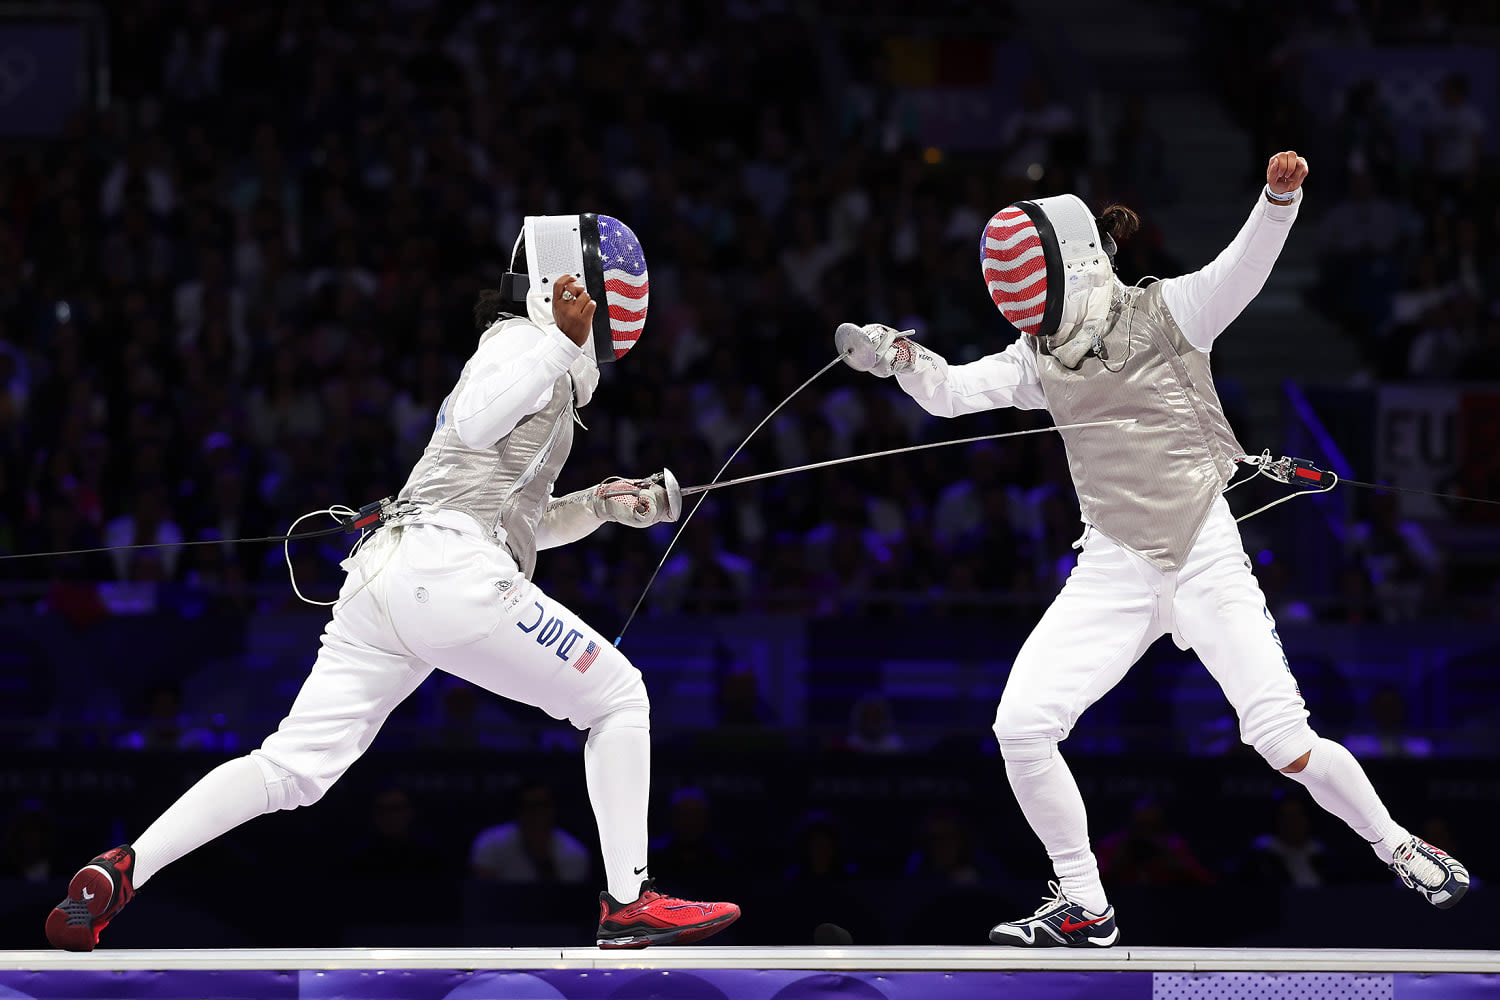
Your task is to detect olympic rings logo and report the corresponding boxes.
[0,48,40,106]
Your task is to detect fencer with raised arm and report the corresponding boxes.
[837,152,1467,947]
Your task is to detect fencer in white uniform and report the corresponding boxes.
[837,153,1468,947]
[48,214,740,953]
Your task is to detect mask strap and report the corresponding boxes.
[1100,229,1118,266]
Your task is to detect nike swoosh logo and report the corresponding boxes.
[80,887,95,901]
[634,865,648,875]
[1059,915,1107,933]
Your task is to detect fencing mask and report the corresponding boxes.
[981,194,1114,368]
[500,213,650,363]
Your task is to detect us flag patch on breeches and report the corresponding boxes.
[575,641,600,673]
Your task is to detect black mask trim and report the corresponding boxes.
[500,232,529,302]
[578,213,614,364]
[1013,200,1063,340]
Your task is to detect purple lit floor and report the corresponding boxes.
[2,947,1498,998]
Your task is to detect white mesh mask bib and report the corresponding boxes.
[1027,194,1114,352]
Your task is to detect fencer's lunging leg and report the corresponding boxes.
[130,618,431,888]
[999,738,1107,913]
[994,533,1160,914]
[1176,500,1409,862]
[130,757,270,888]
[1281,741,1409,862]
[414,565,656,903]
[583,696,652,902]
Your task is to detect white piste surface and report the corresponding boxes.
[1,947,1497,973]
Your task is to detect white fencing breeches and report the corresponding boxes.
[252,521,649,811]
[993,494,1315,768]
[133,520,652,899]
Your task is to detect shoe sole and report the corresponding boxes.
[1434,880,1469,910]
[989,926,1119,948]
[45,865,116,952]
[597,909,741,949]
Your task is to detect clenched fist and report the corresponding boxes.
[1266,151,1309,198]
[552,274,596,347]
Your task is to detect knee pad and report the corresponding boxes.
[251,749,329,812]
[993,696,1059,755]
[1252,719,1319,772]
[995,733,1058,767]
[578,670,650,736]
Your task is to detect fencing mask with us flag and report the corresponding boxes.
[981,194,1114,368]
[500,213,650,364]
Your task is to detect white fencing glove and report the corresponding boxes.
[589,469,683,528]
[538,469,683,550]
[835,322,918,378]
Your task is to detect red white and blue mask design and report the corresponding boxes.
[508,213,650,363]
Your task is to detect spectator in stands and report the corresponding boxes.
[1425,73,1487,181]
[1332,79,1401,191]
[903,804,998,885]
[649,786,734,889]
[1111,96,1177,207]
[845,692,905,754]
[998,74,1080,183]
[1314,168,1409,336]
[1239,795,1339,888]
[0,1,1102,624]
[103,485,184,582]
[1343,687,1435,759]
[346,785,448,879]
[470,782,591,885]
[716,663,776,728]
[1346,492,1444,621]
[0,801,60,883]
[431,677,526,752]
[785,809,859,883]
[1097,797,1216,888]
[115,680,232,752]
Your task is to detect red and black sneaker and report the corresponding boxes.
[45,845,137,951]
[596,878,740,949]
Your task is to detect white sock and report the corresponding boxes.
[131,756,271,888]
[584,725,651,902]
[1286,738,1410,864]
[1005,751,1109,913]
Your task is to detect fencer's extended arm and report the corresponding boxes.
[897,337,1048,417]
[536,474,680,551]
[1159,187,1302,352]
[535,492,605,550]
[450,318,583,450]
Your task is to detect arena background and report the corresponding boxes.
[1,0,1497,950]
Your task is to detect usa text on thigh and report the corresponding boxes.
[1171,497,1315,770]
[253,528,433,811]
[993,529,1163,760]
[386,523,648,734]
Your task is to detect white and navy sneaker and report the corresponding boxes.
[1391,837,1469,909]
[988,881,1118,947]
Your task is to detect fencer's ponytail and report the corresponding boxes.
[1097,204,1140,242]
[474,289,510,331]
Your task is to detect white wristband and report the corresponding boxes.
[1265,187,1296,204]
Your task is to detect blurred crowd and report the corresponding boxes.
[3,770,1469,905]
[0,0,1493,633]
[1207,0,1500,381]
[0,0,1084,623]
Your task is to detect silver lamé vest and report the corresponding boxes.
[397,318,575,578]
[1031,282,1244,571]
